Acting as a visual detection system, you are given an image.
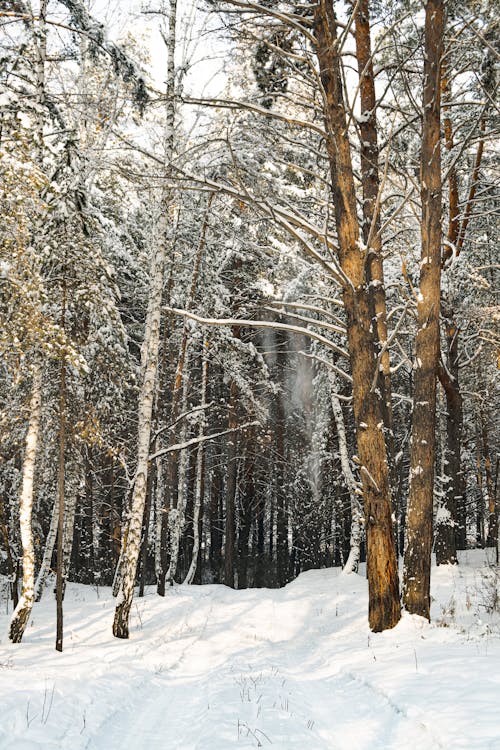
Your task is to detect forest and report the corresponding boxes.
[0,0,498,655]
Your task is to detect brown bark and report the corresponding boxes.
[313,1,400,632]
[354,0,394,455]
[403,0,444,619]
[455,116,486,259]
[437,69,463,558]
[441,67,460,267]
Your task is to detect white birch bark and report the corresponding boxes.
[9,363,43,642]
[113,0,178,638]
[10,1,48,629]
[166,347,191,584]
[328,371,363,575]
[34,492,58,601]
[62,479,78,582]
[184,342,209,584]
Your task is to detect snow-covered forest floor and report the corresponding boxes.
[1,550,499,750]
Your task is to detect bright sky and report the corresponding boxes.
[90,0,228,97]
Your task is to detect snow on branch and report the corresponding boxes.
[149,421,260,462]
[164,307,350,360]
[56,0,147,110]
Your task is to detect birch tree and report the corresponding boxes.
[113,0,178,639]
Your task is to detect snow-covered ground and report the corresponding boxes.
[0,550,499,750]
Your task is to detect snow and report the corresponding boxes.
[1,550,499,749]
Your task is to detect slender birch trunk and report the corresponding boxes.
[55,350,66,652]
[314,1,400,632]
[184,341,209,584]
[8,363,43,643]
[8,0,48,645]
[329,372,363,575]
[166,347,191,584]
[157,194,212,592]
[403,0,445,619]
[224,367,239,588]
[34,493,58,601]
[113,0,177,639]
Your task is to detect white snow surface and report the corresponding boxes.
[1,550,499,750]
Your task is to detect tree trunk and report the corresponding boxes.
[237,448,254,589]
[113,0,178,642]
[0,493,19,609]
[56,351,66,652]
[184,341,209,584]
[329,371,363,574]
[166,347,191,584]
[483,411,498,550]
[353,0,394,459]
[435,317,461,565]
[313,0,400,632]
[275,329,288,587]
[224,376,239,588]
[35,494,59,602]
[139,470,154,597]
[209,458,223,582]
[9,362,43,643]
[403,0,444,619]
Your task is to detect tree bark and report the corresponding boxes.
[0,493,19,609]
[224,374,239,588]
[329,371,363,575]
[313,0,400,632]
[482,411,498,550]
[353,0,394,456]
[184,340,209,584]
[403,0,444,619]
[113,0,178,639]
[435,319,461,565]
[55,350,66,652]
[9,362,43,643]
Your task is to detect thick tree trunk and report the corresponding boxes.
[314,0,400,632]
[403,0,444,619]
[353,0,393,456]
[9,362,43,643]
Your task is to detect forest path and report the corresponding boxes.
[85,581,439,750]
[1,556,499,750]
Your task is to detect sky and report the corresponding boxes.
[89,0,229,97]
